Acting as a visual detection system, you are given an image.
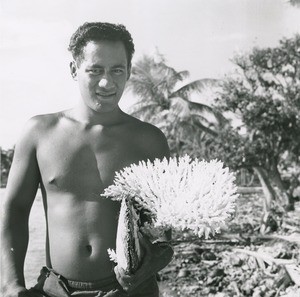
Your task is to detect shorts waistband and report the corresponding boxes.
[42,266,119,290]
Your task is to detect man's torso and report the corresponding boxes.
[34,111,161,281]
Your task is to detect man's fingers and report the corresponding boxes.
[114,266,129,279]
[114,265,136,292]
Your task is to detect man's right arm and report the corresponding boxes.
[1,117,41,297]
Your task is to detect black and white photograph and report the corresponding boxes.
[1,1,300,296]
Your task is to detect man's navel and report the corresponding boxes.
[85,244,93,256]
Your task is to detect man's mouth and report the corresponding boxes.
[96,92,116,98]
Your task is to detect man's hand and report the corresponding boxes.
[114,233,173,293]
[114,266,137,293]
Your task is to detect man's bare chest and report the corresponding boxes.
[36,128,140,192]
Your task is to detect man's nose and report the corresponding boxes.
[98,74,114,89]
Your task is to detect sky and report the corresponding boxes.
[0,0,300,148]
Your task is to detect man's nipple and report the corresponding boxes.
[49,177,57,185]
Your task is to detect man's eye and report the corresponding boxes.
[88,69,102,75]
[113,69,124,75]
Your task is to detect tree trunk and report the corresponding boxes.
[253,166,279,234]
[270,165,294,211]
[253,166,276,212]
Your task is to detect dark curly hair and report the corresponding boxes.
[68,22,135,67]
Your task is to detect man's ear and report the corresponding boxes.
[70,61,78,80]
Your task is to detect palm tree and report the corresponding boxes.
[127,53,226,157]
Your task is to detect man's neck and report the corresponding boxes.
[67,104,125,127]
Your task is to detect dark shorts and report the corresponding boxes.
[29,267,159,297]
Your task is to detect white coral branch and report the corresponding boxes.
[102,155,238,239]
[107,248,117,263]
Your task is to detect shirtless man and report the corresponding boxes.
[2,22,173,297]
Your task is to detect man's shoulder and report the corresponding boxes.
[26,111,64,131]
[123,115,170,159]
[20,112,64,143]
[14,112,62,150]
[124,115,165,140]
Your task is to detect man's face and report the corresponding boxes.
[72,40,130,114]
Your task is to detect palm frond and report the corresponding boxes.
[128,55,225,142]
[129,60,170,104]
[192,117,218,137]
[153,70,190,95]
[189,101,217,113]
[171,79,219,99]
[189,101,228,124]
[128,101,161,118]
[271,234,300,245]
[190,112,213,126]
[164,69,190,89]
[127,78,157,101]
[155,61,190,82]
[233,248,296,270]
